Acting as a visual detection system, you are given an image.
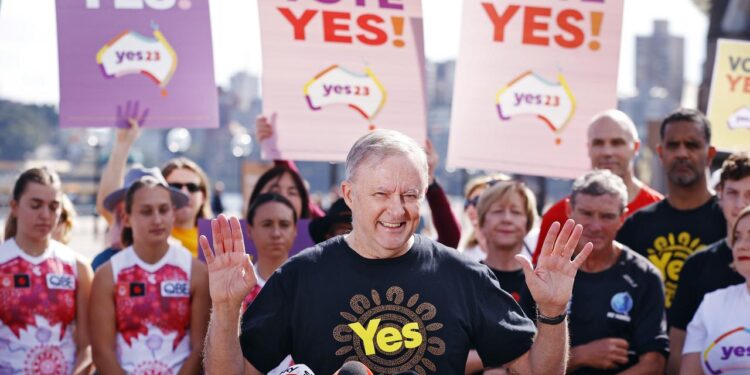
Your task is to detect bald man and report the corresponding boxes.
[532,110,663,264]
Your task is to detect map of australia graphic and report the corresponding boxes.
[96,21,177,96]
[304,65,386,129]
[495,70,576,140]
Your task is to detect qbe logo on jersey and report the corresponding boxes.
[46,274,76,290]
[160,280,189,297]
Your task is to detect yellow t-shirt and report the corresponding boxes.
[171,226,198,257]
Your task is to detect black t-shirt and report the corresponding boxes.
[569,247,669,375]
[615,196,726,310]
[486,266,536,321]
[669,239,744,330]
[239,235,536,374]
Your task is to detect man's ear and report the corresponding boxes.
[656,144,664,161]
[342,180,354,208]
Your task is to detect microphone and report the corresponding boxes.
[277,364,315,375]
[335,361,373,375]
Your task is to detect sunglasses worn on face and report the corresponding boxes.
[169,182,201,193]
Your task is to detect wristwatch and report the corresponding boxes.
[537,310,567,325]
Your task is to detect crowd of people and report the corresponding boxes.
[0,106,748,374]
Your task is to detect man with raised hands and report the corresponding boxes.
[201,129,593,374]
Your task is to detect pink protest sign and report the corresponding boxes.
[56,0,218,128]
[258,0,426,161]
[447,0,623,178]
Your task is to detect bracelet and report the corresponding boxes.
[537,311,567,325]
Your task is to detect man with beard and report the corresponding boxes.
[201,130,593,374]
[616,108,726,317]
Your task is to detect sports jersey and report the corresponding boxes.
[0,238,79,375]
[110,245,193,374]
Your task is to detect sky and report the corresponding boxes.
[0,0,708,105]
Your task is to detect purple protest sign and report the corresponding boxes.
[56,0,218,128]
[197,218,315,264]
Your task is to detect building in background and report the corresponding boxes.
[620,20,685,192]
[230,72,259,112]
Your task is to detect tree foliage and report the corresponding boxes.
[0,100,57,160]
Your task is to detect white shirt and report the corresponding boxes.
[684,283,750,374]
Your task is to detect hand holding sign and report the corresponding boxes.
[258,113,282,160]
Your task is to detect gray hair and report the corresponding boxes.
[345,129,428,187]
[570,170,628,213]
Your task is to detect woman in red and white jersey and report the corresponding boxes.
[0,167,93,375]
[89,171,210,374]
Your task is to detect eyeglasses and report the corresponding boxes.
[169,182,201,193]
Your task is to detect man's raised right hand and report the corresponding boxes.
[199,215,257,307]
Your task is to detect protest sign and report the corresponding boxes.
[258,0,426,161]
[707,38,750,151]
[448,0,624,178]
[56,0,218,128]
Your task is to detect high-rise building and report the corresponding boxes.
[230,72,259,112]
[636,20,685,103]
[426,60,455,108]
[620,20,685,192]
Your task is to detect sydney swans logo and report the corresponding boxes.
[333,286,445,374]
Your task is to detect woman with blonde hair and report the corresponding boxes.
[162,157,213,256]
[460,173,511,262]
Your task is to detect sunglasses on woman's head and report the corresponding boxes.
[463,179,525,210]
[169,182,201,193]
[464,195,480,210]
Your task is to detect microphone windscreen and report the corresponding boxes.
[277,364,315,375]
[336,361,373,375]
